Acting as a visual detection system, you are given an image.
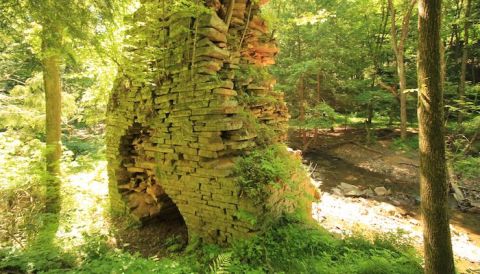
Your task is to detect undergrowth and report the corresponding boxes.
[233,144,314,222]
[234,145,292,202]
[0,221,422,273]
[390,136,419,152]
[453,156,480,180]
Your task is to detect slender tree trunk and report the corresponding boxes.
[367,100,374,124]
[397,53,408,139]
[298,75,307,147]
[316,71,321,104]
[417,0,455,272]
[458,0,471,124]
[299,75,305,123]
[472,57,476,84]
[42,26,62,213]
[388,0,416,140]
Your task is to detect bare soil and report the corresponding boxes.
[114,209,188,258]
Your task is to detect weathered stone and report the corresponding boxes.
[339,183,365,197]
[198,27,228,43]
[374,186,391,196]
[106,0,294,245]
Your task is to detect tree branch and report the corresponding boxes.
[388,0,399,56]
[399,0,417,49]
[225,0,235,28]
[377,78,399,98]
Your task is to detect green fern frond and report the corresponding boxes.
[209,252,232,274]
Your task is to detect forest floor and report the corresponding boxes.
[289,127,480,273]
[1,127,479,272]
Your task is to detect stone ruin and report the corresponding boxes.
[106,0,303,244]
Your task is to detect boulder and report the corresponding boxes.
[339,183,365,197]
[374,186,391,196]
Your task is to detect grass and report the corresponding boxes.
[0,129,423,273]
[227,221,422,274]
[390,136,419,152]
[453,156,480,180]
[0,221,422,274]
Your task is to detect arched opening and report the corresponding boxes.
[116,122,188,256]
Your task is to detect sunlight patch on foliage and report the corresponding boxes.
[55,160,111,252]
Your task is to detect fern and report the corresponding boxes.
[209,252,232,274]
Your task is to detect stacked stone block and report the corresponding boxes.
[106,0,289,244]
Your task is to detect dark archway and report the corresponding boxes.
[116,122,188,255]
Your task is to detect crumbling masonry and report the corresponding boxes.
[106,0,293,244]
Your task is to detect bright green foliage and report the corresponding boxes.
[0,214,76,273]
[263,0,410,123]
[229,223,422,273]
[304,102,343,129]
[0,221,422,274]
[0,0,478,272]
[0,131,46,248]
[390,136,419,152]
[235,145,291,201]
[208,252,233,274]
[0,73,79,134]
[234,145,314,224]
[354,90,397,119]
[463,115,480,136]
[453,156,480,180]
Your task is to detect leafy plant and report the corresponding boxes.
[230,222,422,274]
[234,145,290,202]
[208,252,232,274]
[234,145,315,224]
[453,156,480,180]
[390,136,419,152]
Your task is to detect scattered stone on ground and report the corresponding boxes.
[290,127,480,271]
[313,191,480,265]
[336,182,393,198]
[374,186,391,196]
[339,182,365,197]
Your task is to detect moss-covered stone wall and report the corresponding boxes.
[106,0,293,244]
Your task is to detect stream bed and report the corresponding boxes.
[303,149,480,272]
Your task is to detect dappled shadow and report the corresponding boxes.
[0,179,70,272]
[115,203,189,258]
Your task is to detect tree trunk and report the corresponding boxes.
[472,57,476,84]
[372,2,389,88]
[458,0,471,124]
[417,0,455,272]
[298,75,307,147]
[367,100,374,124]
[388,0,416,140]
[42,27,62,213]
[397,54,408,139]
[316,71,321,104]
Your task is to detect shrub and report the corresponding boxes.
[453,156,480,180]
[390,136,419,152]
[234,145,315,222]
[229,222,422,274]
